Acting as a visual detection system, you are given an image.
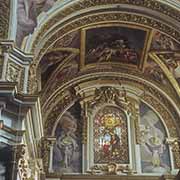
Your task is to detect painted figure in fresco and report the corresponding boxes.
[57,131,78,168]
[144,62,167,85]
[92,38,138,63]
[87,35,138,64]
[53,112,81,173]
[152,32,178,50]
[16,0,54,47]
[145,134,166,168]
[140,105,171,173]
[160,53,180,85]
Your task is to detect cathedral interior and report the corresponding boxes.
[0,0,180,180]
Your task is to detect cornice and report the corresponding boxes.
[0,40,33,65]
[0,82,38,106]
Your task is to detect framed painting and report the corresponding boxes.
[80,25,149,69]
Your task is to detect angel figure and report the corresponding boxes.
[145,134,166,168]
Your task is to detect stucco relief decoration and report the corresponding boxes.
[7,63,21,82]
[52,31,80,49]
[90,86,130,111]
[139,102,171,173]
[17,145,31,180]
[53,103,82,173]
[28,63,38,94]
[16,0,55,47]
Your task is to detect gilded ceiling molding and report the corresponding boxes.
[44,92,78,136]
[41,66,179,109]
[30,0,180,53]
[141,94,178,138]
[42,74,180,138]
[31,12,180,68]
[0,1,10,39]
[149,52,180,98]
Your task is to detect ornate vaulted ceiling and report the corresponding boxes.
[24,1,180,106]
[11,0,176,141]
[0,0,180,179]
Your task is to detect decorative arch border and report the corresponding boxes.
[31,12,180,65]
[28,0,180,54]
[27,11,180,96]
[43,75,180,140]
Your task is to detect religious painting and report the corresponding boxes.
[93,106,129,164]
[53,102,82,173]
[139,102,171,173]
[157,53,180,86]
[144,58,170,86]
[16,0,55,47]
[52,31,80,49]
[84,26,147,66]
[151,31,180,51]
[42,58,79,91]
[40,50,72,88]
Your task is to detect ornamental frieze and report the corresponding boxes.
[6,61,25,91]
[41,66,179,113]
[32,12,180,65]
[0,1,10,39]
[31,0,180,53]
[44,92,79,136]
[43,75,180,140]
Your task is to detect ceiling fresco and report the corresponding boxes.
[83,26,147,67]
[16,0,55,47]
[39,25,180,100]
[149,31,180,88]
[151,31,180,51]
[144,57,171,86]
[156,53,180,85]
[40,50,73,88]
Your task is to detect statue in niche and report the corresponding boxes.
[53,111,82,173]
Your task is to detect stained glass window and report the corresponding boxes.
[94,106,129,164]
